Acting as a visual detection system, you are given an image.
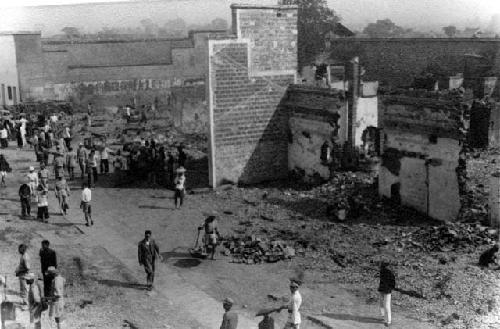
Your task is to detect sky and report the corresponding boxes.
[0,0,499,34]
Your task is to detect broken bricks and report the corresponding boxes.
[222,236,296,264]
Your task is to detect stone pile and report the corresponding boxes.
[222,236,295,264]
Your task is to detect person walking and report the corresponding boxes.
[53,147,65,179]
[220,298,239,329]
[378,261,396,327]
[137,230,160,291]
[282,279,302,329]
[26,272,43,329]
[87,149,98,187]
[77,143,88,180]
[19,178,32,218]
[36,184,50,223]
[54,176,70,215]
[39,163,49,187]
[27,166,39,198]
[66,147,77,180]
[80,183,93,226]
[39,240,57,298]
[173,167,186,209]
[63,125,71,149]
[47,266,65,329]
[99,145,112,174]
[15,244,31,306]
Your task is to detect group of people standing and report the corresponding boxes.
[14,241,65,329]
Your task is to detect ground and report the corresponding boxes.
[0,116,499,329]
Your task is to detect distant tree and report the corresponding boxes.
[61,26,81,39]
[140,19,158,36]
[163,18,187,36]
[210,18,228,30]
[362,19,405,38]
[294,0,341,69]
[443,25,457,38]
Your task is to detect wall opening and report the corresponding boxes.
[7,86,12,100]
[468,101,491,149]
[361,126,380,156]
[390,182,401,204]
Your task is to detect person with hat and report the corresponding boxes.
[47,266,65,329]
[26,272,44,329]
[27,166,39,198]
[137,230,160,291]
[220,297,238,329]
[19,177,32,218]
[281,279,302,329]
[378,261,396,327]
[173,167,186,209]
[198,214,220,260]
[77,143,88,180]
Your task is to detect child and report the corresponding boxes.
[378,261,396,327]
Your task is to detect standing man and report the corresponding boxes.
[173,167,186,209]
[282,279,302,329]
[66,146,77,180]
[47,266,65,329]
[39,240,57,298]
[15,244,31,306]
[37,184,49,223]
[220,298,238,329]
[87,103,93,127]
[99,144,112,175]
[54,175,70,215]
[198,215,220,260]
[63,125,71,149]
[27,166,39,198]
[19,178,32,218]
[53,147,65,179]
[81,183,93,226]
[378,261,396,327]
[138,230,160,291]
[39,163,49,187]
[77,143,88,180]
[87,149,98,187]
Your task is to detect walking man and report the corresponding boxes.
[220,298,239,329]
[27,166,39,198]
[54,176,70,215]
[138,230,160,291]
[378,261,396,327]
[15,244,31,306]
[39,163,49,187]
[77,143,88,180]
[282,279,302,329]
[81,183,93,226]
[39,240,57,298]
[53,147,65,179]
[47,266,65,329]
[198,215,220,260]
[26,272,43,329]
[19,178,32,218]
[87,149,98,187]
[66,146,77,180]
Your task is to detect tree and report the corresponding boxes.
[210,18,228,30]
[443,25,457,38]
[362,19,405,38]
[294,0,341,69]
[61,26,81,39]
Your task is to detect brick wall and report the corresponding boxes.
[379,92,472,221]
[207,5,297,187]
[329,38,500,88]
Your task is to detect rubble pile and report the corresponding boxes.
[407,223,497,252]
[222,236,296,264]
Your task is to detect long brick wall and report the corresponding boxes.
[207,5,297,187]
[329,38,500,88]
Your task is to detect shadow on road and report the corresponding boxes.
[138,205,173,210]
[97,279,147,290]
[173,258,201,268]
[321,313,382,324]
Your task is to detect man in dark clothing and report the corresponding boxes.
[220,297,238,329]
[177,144,186,168]
[137,230,160,291]
[39,240,57,297]
[19,179,31,217]
[198,215,220,260]
[378,261,396,327]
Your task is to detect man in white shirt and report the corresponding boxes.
[99,145,113,174]
[63,126,71,149]
[27,166,39,198]
[80,183,93,226]
[282,279,302,329]
[0,126,8,148]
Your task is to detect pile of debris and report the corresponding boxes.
[222,236,295,264]
[407,223,497,252]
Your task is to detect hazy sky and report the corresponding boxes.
[1,0,499,33]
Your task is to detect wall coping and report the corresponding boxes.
[0,31,41,35]
[331,37,500,43]
[288,84,346,97]
[230,4,298,10]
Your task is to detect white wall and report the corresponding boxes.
[0,35,19,105]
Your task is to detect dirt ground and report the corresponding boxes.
[0,115,499,329]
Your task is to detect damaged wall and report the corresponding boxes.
[285,85,347,180]
[207,4,297,187]
[379,92,471,221]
